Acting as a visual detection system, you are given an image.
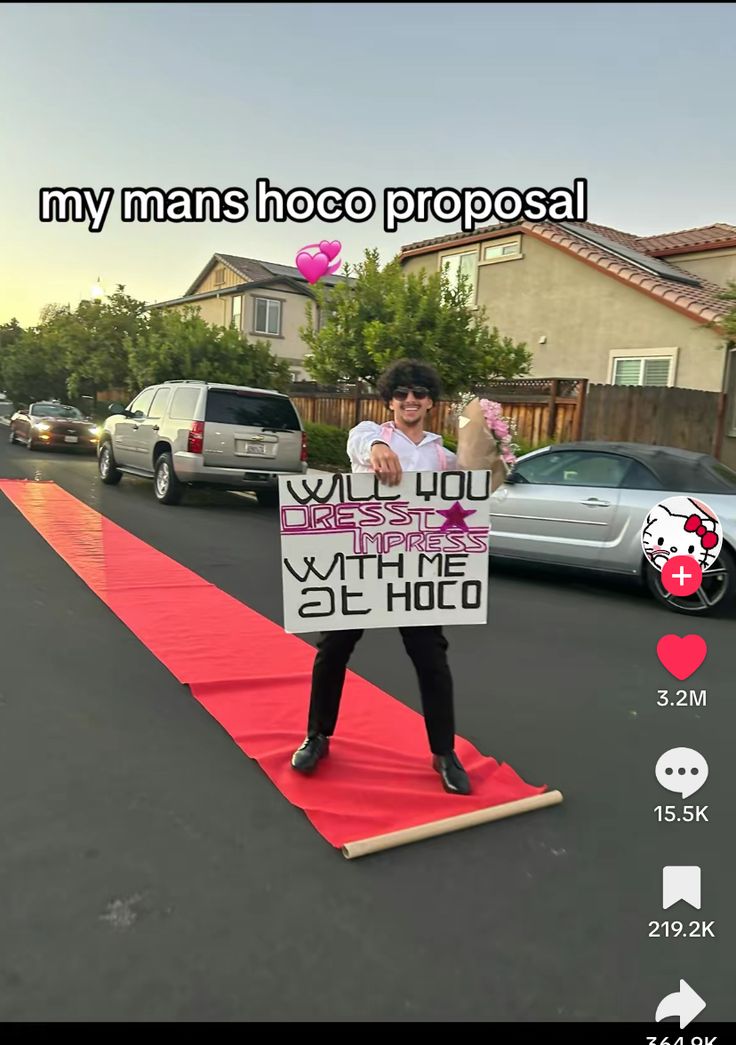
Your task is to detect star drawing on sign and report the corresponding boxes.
[437,501,477,532]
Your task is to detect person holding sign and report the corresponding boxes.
[291,359,472,795]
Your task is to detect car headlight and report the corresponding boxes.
[34,422,51,431]
[89,426,100,437]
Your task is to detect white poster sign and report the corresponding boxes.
[279,470,491,634]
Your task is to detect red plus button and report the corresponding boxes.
[661,555,703,596]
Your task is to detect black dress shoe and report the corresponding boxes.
[432,751,472,795]
[291,734,330,773]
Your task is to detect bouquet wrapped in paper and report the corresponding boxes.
[454,396,519,492]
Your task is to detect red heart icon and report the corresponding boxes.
[656,635,707,680]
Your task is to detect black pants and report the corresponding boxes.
[307,627,455,756]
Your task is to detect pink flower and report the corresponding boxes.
[470,398,518,468]
[479,399,502,424]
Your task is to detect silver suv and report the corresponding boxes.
[98,380,307,506]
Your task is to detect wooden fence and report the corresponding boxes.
[292,377,587,445]
[581,384,720,454]
[98,378,726,458]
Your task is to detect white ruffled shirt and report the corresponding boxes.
[347,420,458,474]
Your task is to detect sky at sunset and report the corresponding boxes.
[2,2,734,326]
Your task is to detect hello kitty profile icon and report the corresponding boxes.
[641,496,723,572]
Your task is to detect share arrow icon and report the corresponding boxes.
[655,980,706,1028]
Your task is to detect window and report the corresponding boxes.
[254,297,282,336]
[708,462,736,491]
[612,356,673,386]
[439,249,477,303]
[127,388,156,417]
[205,389,300,430]
[622,460,662,491]
[169,387,201,421]
[214,267,225,286]
[231,295,242,331]
[148,387,172,419]
[481,237,522,264]
[31,403,83,419]
[514,450,634,488]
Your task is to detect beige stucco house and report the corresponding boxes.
[399,220,736,401]
[151,253,350,380]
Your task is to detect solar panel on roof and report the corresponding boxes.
[560,223,702,286]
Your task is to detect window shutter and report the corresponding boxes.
[613,359,642,385]
[642,358,671,386]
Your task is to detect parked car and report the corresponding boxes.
[490,441,736,616]
[8,402,100,452]
[98,380,308,506]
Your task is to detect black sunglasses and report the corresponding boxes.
[392,385,430,401]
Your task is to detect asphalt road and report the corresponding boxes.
[1,433,733,1024]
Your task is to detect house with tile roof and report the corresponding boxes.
[151,253,351,380]
[398,220,736,402]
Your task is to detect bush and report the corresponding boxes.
[515,437,554,457]
[304,422,350,470]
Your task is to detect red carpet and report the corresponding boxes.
[0,480,548,851]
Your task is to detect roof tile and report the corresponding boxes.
[399,220,731,328]
[636,223,736,254]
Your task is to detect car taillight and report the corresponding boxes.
[188,421,204,454]
[300,431,308,462]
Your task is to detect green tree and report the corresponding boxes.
[0,318,25,397]
[0,318,24,350]
[126,306,291,393]
[53,287,148,400]
[300,248,532,395]
[1,291,148,405]
[1,326,68,405]
[719,281,736,342]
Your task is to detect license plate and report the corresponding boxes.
[243,442,267,455]
[64,436,78,443]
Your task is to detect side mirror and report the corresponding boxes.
[505,471,523,484]
[107,402,126,416]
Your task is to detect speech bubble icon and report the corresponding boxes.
[663,866,702,910]
[655,747,709,799]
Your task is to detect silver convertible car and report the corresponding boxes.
[489,442,736,616]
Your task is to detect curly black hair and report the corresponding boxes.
[376,358,442,406]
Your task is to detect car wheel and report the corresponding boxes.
[98,441,122,485]
[256,487,279,508]
[27,433,37,450]
[154,452,183,505]
[645,544,736,616]
[8,427,17,445]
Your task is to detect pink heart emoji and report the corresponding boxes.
[319,240,341,262]
[656,635,707,680]
[295,250,329,284]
